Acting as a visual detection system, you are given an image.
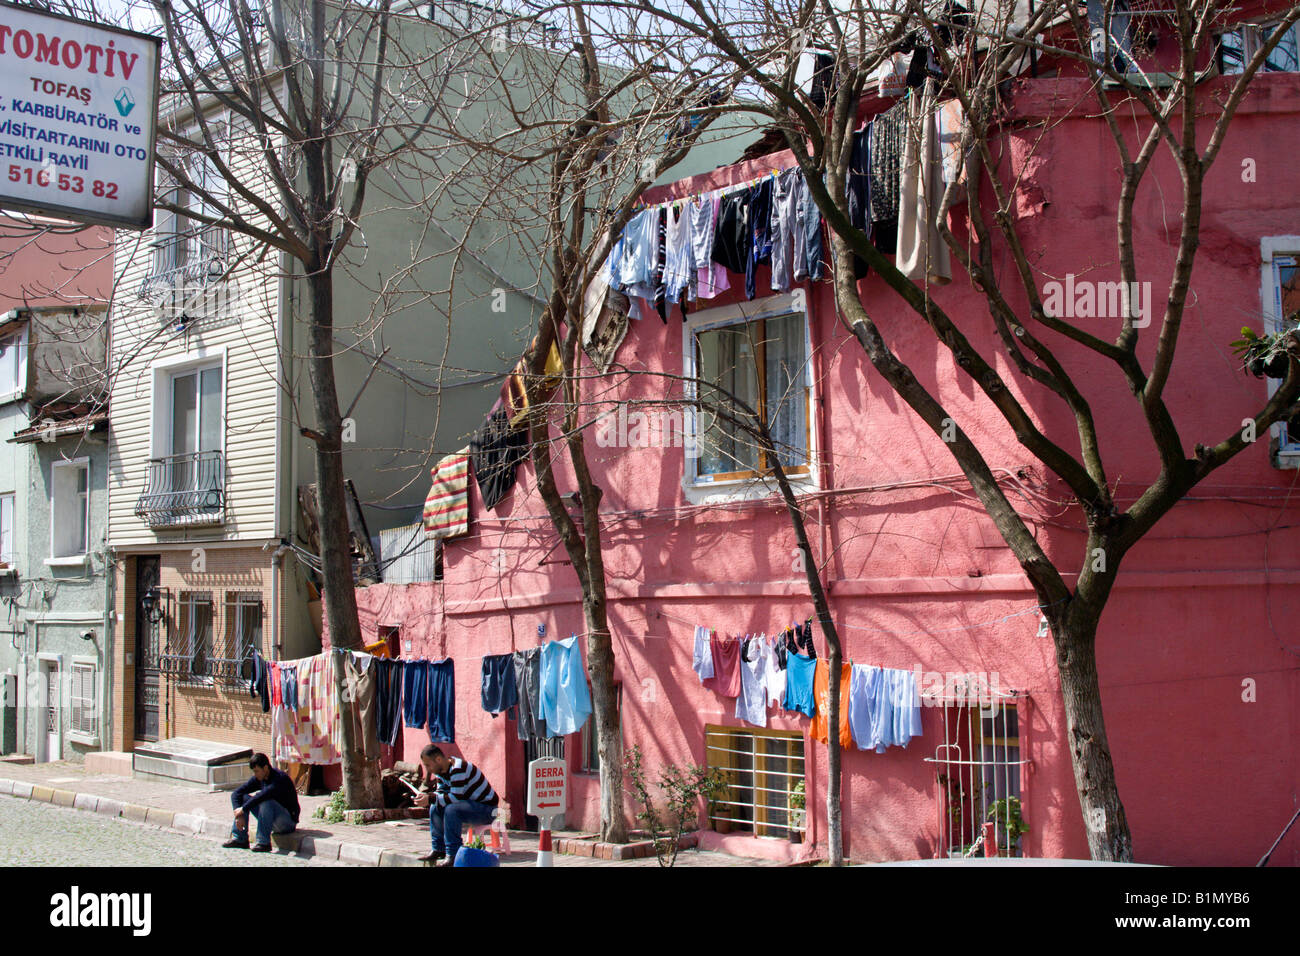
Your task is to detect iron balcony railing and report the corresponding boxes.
[134,451,227,528]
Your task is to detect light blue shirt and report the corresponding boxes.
[539,636,593,736]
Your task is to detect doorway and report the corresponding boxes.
[134,555,162,742]
[37,659,61,762]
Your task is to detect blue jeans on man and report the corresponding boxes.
[430,800,496,858]
[230,798,297,847]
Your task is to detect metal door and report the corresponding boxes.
[134,556,162,741]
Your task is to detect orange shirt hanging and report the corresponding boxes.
[811,659,853,749]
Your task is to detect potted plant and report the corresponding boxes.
[787,780,806,844]
[987,796,1029,857]
[1231,326,1292,379]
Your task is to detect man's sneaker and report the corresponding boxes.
[222,839,249,849]
[251,844,273,853]
[434,856,456,868]
[418,851,445,864]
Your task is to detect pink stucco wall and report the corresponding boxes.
[343,70,1300,865]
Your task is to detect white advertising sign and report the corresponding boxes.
[527,756,567,819]
[0,1,159,228]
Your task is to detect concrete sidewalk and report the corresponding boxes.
[0,760,779,867]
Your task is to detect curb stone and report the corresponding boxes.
[0,778,13,796]
[10,781,32,799]
[339,842,382,865]
[95,797,124,818]
[73,793,99,813]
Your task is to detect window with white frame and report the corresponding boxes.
[1261,239,1300,458]
[0,329,26,399]
[688,303,810,484]
[70,661,98,739]
[0,492,14,565]
[50,460,90,558]
[1218,21,1300,74]
[166,361,224,503]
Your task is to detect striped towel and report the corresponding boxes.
[423,449,470,539]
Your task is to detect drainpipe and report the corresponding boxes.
[102,544,115,752]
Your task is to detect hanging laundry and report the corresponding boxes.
[869,100,907,256]
[426,658,455,742]
[402,659,429,729]
[846,124,873,279]
[250,650,270,714]
[471,408,531,513]
[746,177,774,301]
[540,636,593,736]
[341,650,381,760]
[848,664,882,752]
[512,647,549,741]
[848,664,924,752]
[662,202,695,307]
[802,173,825,281]
[281,663,299,712]
[769,168,799,292]
[896,78,952,285]
[711,190,750,275]
[763,634,786,708]
[888,667,923,749]
[372,657,403,747]
[275,654,342,766]
[651,206,670,322]
[692,625,715,683]
[423,449,470,539]
[616,207,661,298]
[481,653,519,717]
[784,650,817,717]
[735,637,768,727]
[504,338,563,430]
[876,51,910,98]
[811,659,853,749]
[690,195,730,299]
[269,661,282,709]
[702,634,741,698]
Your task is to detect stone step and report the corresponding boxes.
[131,737,253,791]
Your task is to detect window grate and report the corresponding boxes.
[925,695,1028,858]
[705,726,805,838]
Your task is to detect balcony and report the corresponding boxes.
[134,451,227,528]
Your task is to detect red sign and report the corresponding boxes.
[527,756,566,819]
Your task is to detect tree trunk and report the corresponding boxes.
[585,609,626,843]
[1052,611,1134,861]
[303,264,382,809]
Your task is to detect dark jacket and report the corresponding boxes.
[232,768,301,822]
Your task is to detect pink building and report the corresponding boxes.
[344,33,1300,865]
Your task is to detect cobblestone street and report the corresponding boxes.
[0,796,345,867]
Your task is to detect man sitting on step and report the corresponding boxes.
[222,753,301,852]
[413,744,499,866]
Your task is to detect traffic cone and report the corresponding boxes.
[488,823,501,851]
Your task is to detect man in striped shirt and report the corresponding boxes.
[413,744,499,865]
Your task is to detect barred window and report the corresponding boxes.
[174,591,214,678]
[70,662,98,739]
[230,592,264,671]
[705,725,805,838]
